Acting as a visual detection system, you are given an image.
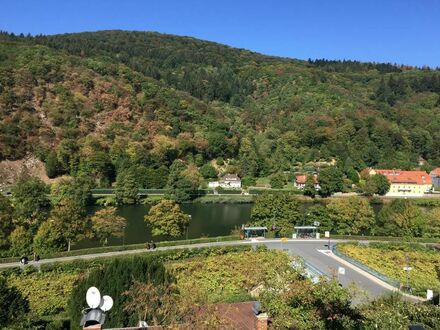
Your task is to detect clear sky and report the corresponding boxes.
[1,0,439,67]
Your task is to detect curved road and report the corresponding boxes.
[0,239,422,302]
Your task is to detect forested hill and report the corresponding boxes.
[1,30,440,187]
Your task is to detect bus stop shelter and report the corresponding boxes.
[243,226,267,239]
[293,226,318,239]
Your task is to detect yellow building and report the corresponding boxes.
[369,169,432,197]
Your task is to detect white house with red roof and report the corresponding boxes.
[369,169,432,197]
[294,174,320,190]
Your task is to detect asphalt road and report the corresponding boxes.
[263,240,397,302]
[0,239,420,302]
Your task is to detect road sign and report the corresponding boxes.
[338,267,345,275]
[324,231,330,238]
[403,266,413,271]
[313,221,320,227]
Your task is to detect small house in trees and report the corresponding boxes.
[221,174,241,188]
[208,174,241,189]
[369,169,431,197]
[294,174,320,190]
[430,168,440,189]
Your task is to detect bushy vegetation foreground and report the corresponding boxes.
[338,242,440,297]
[1,246,440,329]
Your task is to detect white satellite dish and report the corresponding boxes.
[86,287,101,309]
[99,295,114,312]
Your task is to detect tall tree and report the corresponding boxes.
[238,137,259,177]
[305,204,331,231]
[49,198,91,251]
[33,220,67,254]
[251,193,300,236]
[327,197,375,235]
[0,195,14,249]
[167,160,196,202]
[318,167,344,197]
[115,169,139,205]
[45,150,60,178]
[303,175,317,198]
[270,172,286,189]
[145,200,190,238]
[377,199,428,237]
[91,207,127,245]
[199,163,218,179]
[11,176,50,231]
[371,174,390,196]
[9,226,33,256]
[51,175,93,208]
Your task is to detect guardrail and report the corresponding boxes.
[303,260,328,283]
[332,244,400,288]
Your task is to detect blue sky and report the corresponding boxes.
[1,0,439,67]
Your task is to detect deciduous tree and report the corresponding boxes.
[11,176,50,231]
[33,220,67,254]
[0,195,14,249]
[200,163,218,179]
[377,199,428,237]
[9,226,33,256]
[115,169,139,205]
[91,207,127,245]
[250,193,300,236]
[49,198,91,251]
[327,197,375,235]
[144,200,190,237]
[303,175,316,198]
[270,172,285,189]
[318,167,344,197]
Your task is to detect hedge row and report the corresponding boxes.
[248,188,302,195]
[331,235,439,243]
[40,245,254,273]
[0,235,240,264]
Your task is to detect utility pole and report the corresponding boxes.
[403,254,412,293]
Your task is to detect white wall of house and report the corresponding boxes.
[208,181,220,188]
[220,180,241,188]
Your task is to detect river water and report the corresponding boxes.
[75,203,253,249]
[75,202,385,250]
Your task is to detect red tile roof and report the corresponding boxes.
[374,169,431,185]
[295,175,318,184]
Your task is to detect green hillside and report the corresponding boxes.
[1,30,440,187]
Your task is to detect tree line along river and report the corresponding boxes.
[75,201,389,249]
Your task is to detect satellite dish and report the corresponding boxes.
[99,295,114,312]
[86,287,101,309]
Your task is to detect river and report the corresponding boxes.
[75,201,386,250]
[75,203,253,249]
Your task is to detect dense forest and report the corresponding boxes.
[1,30,440,189]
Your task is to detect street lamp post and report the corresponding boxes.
[186,215,192,240]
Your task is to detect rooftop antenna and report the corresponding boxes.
[80,287,113,328]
